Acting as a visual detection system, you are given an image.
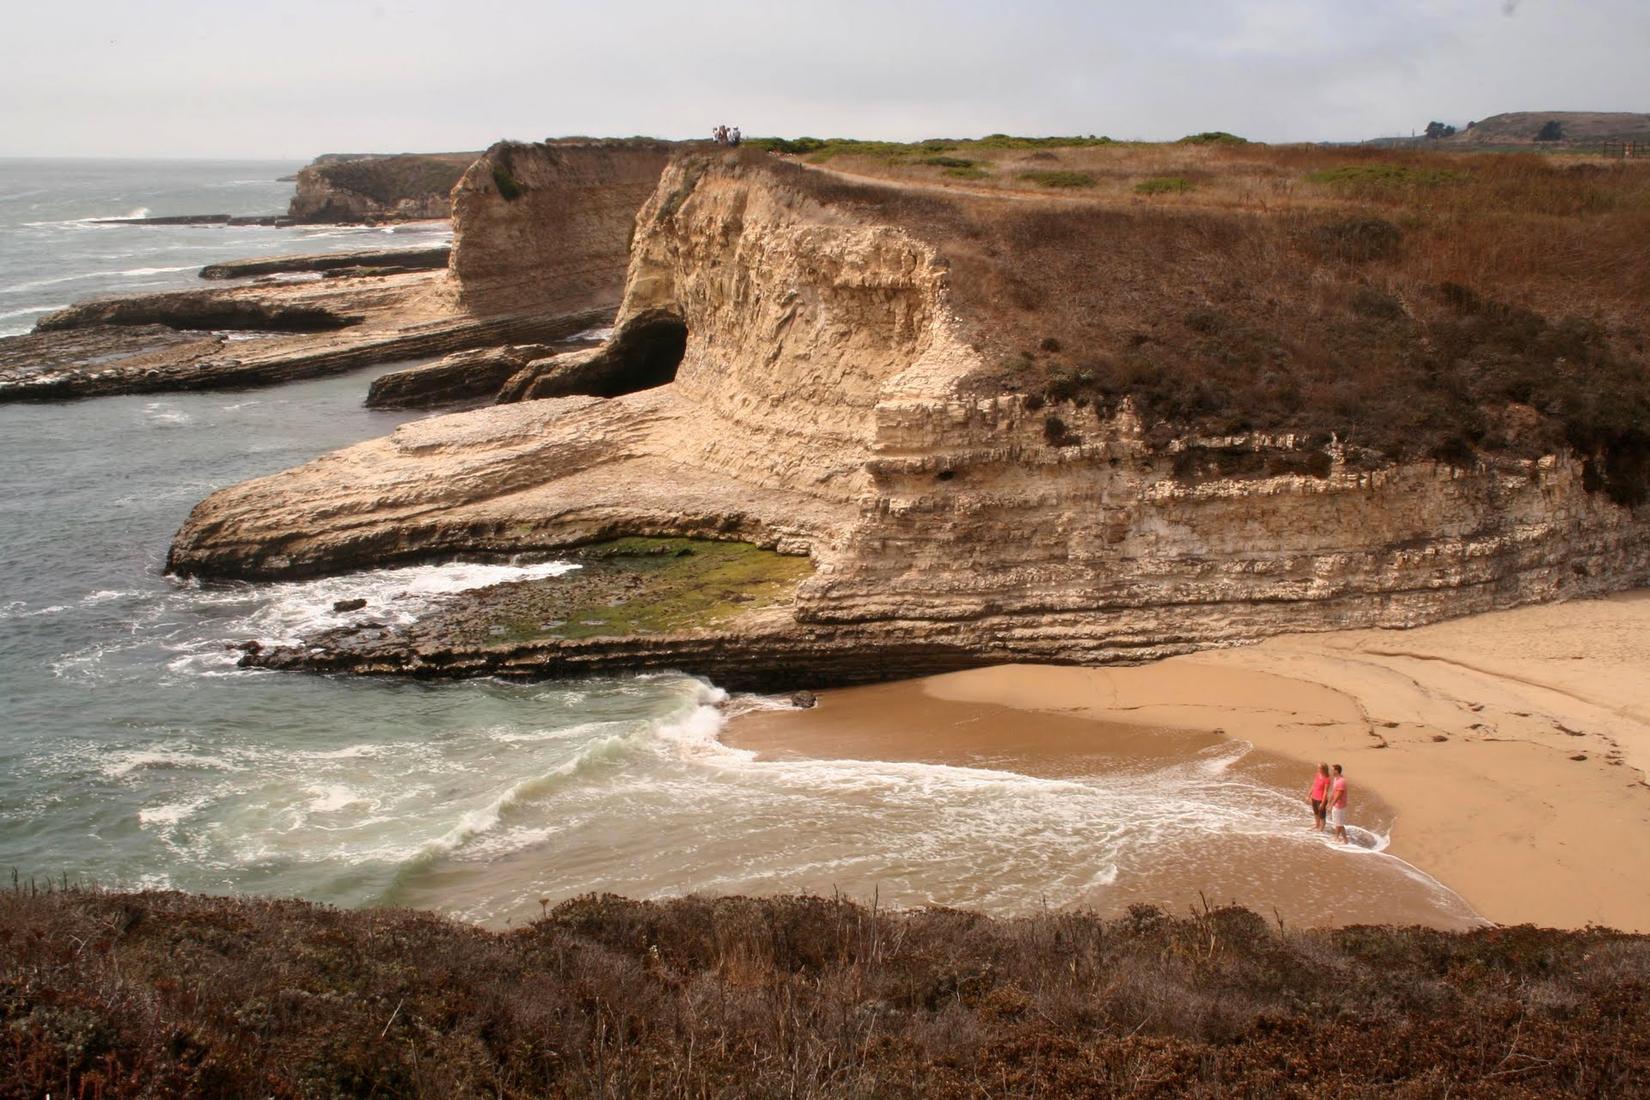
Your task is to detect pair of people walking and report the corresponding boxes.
[1308,763,1349,843]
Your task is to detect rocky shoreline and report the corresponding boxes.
[0,142,674,403]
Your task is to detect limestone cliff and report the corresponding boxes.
[449,140,674,313]
[170,151,1650,684]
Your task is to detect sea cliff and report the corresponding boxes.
[169,148,1650,685]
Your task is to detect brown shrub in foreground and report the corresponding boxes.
[3,888,1649,1097]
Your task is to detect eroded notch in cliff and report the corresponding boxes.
[497,310,687,403]
[601,312,687,395]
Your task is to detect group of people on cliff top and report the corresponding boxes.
[712,125,742,146]
[1308,763,1351,843]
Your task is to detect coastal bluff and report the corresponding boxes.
[169,147,1650,687]
[286,151,478,223]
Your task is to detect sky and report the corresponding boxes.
[2,0,1647,158]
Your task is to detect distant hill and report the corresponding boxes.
[1448,111,1650,145]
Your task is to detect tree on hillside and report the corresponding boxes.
[1535,120,1565,142]
[1424,121,1457,140]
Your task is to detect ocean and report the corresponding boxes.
[0,157,450,337]
[0,159,1478,929]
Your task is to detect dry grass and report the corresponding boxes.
[4,887,1649,1098]
[756,145,1650,501]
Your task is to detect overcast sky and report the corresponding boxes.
[3,0,1646,158]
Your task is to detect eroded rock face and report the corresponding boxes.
[173,153,1650,683]
[449,141,673,313]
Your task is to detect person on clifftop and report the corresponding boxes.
[1308,762,1330,832]
[1328,763,1349,844]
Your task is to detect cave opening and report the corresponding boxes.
[594,312,687,397]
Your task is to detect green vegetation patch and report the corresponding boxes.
[1018,170,1098,189]
[943,165,991,180]
[1304,164,1466,189]
[491,164,525,201]
[1178,131,1250,145]
[1135,176,1194,194]
[434,538,813,645]
[969,133,1114,150]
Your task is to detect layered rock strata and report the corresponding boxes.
[199,246,451,280]
[449,140,673,313]
[365,340,601,409]
[175,153,1650,686]
[0,272,605,402]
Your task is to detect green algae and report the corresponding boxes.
[492,537,812,642]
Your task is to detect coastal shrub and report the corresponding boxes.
[490,163,524,201]
[971,133,1114,149]
[944,165,991,180]
[1018,170,1097,189]
[6,888,1650,1099]
[1136,175,1193,194]
[1304,163,1466,190]
[921,155,977,169]
[1043,413,1081,446]
[1178,131,1249,144]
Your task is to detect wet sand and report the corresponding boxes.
[728,591,1650,931]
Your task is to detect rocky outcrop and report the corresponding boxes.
[287,153,477,223]
[200,246,450,280]
[367,342,564,408]
[449,141,673,313]
[0,273,609,402]
[174,152,1650,685]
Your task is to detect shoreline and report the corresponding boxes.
[727,591,1650,932]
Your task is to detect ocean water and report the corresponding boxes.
[0,158,451,337]
[0,161,1480,929]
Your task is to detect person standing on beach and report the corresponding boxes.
[1328,764,1349,844]
[1309,763,1330,831]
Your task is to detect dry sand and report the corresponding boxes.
[729,591,1650,931]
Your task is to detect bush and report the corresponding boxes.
[491,164,524,201]
[1136,176,1193,195]
[1018,170,1097,189]
[1178,131,1249,145]
[1304,164,1465,189]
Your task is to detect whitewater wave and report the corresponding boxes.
[0,264,195,294]
[0,303,67,320]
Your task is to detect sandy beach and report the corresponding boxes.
[729,591,1650,931]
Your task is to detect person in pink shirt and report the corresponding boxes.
[1308,763,1330,831]
[1328,763,1349,843]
